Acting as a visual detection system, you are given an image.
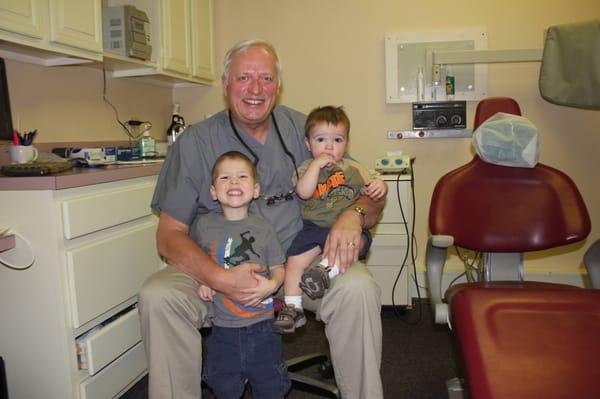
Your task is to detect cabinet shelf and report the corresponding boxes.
[0,41,96,66]
[103,52,213,87]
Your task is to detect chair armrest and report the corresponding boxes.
[425,236,453,323]
[584,239,600,289]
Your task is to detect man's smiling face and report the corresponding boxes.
[223,45,279,133]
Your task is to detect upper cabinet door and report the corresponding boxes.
[0,0,43,39]
[48,0,102,53]
[191,0,215,81]
[161,0,192,75]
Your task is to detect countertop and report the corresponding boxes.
[0,162,163,191]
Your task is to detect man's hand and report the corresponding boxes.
[322,193,385,273]
[239,272,278,307]
[222,263,266,305]
[323,210,363,273]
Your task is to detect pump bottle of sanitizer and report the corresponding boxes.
[138,130,156,158]
[445,67,455,100]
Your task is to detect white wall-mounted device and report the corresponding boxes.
[103,5,152,61]
[375,151,412,174]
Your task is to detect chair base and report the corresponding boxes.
[287,353,340,398]
[446,377,466,399]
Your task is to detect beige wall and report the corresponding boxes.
[176,0,600,277]
[5,59,173,143]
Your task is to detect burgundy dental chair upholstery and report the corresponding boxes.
[425,97,596,398]
[448,285,600,399]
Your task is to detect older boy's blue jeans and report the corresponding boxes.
[203,319,291,399]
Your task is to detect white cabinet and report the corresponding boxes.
[48,0,103,54]
[190,0,215,81]
[366,174,413,306]
[160,0,215,83]
[161,0,192,75]
[0,175,161,399]
[0,0,43,39]
[0,0,103,62]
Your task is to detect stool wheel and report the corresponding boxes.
[318,360,334,379]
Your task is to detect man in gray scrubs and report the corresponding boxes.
[139,39,384,399]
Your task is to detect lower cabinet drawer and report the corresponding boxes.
[62,182,155,239]
[368,266,410,306]
[81,308,142,375]
[366,234,409,266]
[367,233,411,306]
[80,342,147,399]
[66,221,160,328]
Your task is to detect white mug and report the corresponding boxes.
[9,145,38,164]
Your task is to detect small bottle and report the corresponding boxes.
[445,67,455,100]
[416,67,424,102]
[138,130,156,158]
[166,103,186,146]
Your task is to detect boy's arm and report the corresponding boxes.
[269,266,285,289]
[296,161,322,199]
[296,154,337,199]
[364,178,388,200]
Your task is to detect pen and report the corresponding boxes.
[28,130,37,145]
[12,130,20,145]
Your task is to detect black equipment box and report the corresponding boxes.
[412,101,467,130]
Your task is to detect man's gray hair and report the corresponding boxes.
[221,39,282,88]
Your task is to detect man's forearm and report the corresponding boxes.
[156,213,227,290]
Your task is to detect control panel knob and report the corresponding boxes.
[435,115,448,127]
[450,115,462,126]
[394,158,404,165]
[381,158,389,165]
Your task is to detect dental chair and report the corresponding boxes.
[425,97,595,398]
[425,97,591,324]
